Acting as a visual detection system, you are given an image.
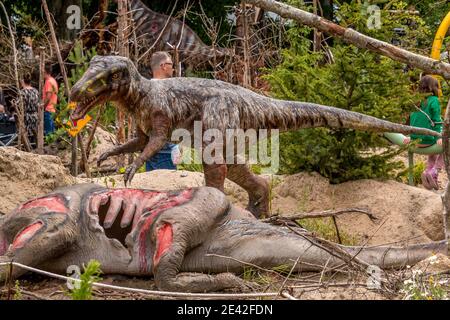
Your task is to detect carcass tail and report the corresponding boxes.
[343,240,448,269]
[197,220,447,273]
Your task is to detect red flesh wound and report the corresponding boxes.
[153,223,173,266]
[12,222,43,249]
[18,196,68,214]
[138,189,193,271]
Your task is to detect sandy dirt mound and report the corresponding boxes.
[272,172,444,244]
[0,147,76,214]
[81,169,445,246]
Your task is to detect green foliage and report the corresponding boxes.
[177,148,204,172]
[298,217,357,245]
[265,1,429,183]
[49,41,98,145]
[69,260,102,300]
[397,159,425,186]
[102,176,117,188]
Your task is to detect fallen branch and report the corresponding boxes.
[263,208,377,223]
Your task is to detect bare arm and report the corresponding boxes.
[42,92,52,109]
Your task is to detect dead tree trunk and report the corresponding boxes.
[0,2,31,152]
[42,0,80,175]
[116,0,129,168]
[442,98,450,251]
[37,47,45,154]
[246,0,450,79]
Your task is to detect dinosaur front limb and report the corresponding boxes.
[123,113,171,185]
[97,127,148,166]
[152,222,248,292]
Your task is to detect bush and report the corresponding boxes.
[264,1,430,183]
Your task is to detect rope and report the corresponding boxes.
[0,262,285,299]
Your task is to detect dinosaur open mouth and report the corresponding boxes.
[71,96,103,121]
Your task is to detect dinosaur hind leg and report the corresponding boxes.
[226,163,269,218]
[203,163,227,192]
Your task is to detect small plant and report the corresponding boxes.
[13,280,22,300]
[69,260,103,300]
[241,267,275,286]
[103,176,116,188]
[397,161,426,186]
[298,217,357,246]
[177,148,203,172]
[401,268,449,300]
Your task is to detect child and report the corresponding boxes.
[403,75,443,190]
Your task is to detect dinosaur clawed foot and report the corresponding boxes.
[124,163,138,187]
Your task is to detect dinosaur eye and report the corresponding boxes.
[111,73,120,80]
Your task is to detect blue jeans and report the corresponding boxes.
[145,151,176,171]
[44,111,55,136]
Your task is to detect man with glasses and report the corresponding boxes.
[144,51,181,171]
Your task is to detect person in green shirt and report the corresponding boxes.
[403,75,443,190]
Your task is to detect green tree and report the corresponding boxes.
[265,0,430,183]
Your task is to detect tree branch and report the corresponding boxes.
[245,0,450,79]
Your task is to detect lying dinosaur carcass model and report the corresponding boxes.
[0,184,446,292]
[70,56,440,217]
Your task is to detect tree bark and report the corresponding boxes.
[246,0,450,79]
[37,47,45,154]
[0,2,31,152]
[42,0,77,175]
[47,0,83,41]
[116,0,129,168]
[441,98,450,251]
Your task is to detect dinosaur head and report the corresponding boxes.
[70,55,140,120]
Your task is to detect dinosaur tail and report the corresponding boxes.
[194,220,447,273]
[254,97,441,137]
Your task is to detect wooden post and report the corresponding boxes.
[78,134,91,178]
[241,2,252,88]
[37,47,45,154]
[441,97,450,250]
[408,151,414,186]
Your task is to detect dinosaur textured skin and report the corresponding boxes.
[0,184,446,292]
[129,0,227,66]
[70,55,441,217]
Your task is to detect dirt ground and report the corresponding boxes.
[0,147,449,300]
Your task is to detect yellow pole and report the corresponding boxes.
[431,12,450,60]
[430,12,450,98]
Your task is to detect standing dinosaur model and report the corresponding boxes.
[128,0,227,67]
[0,184,446,292]
[70,55,440,217]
